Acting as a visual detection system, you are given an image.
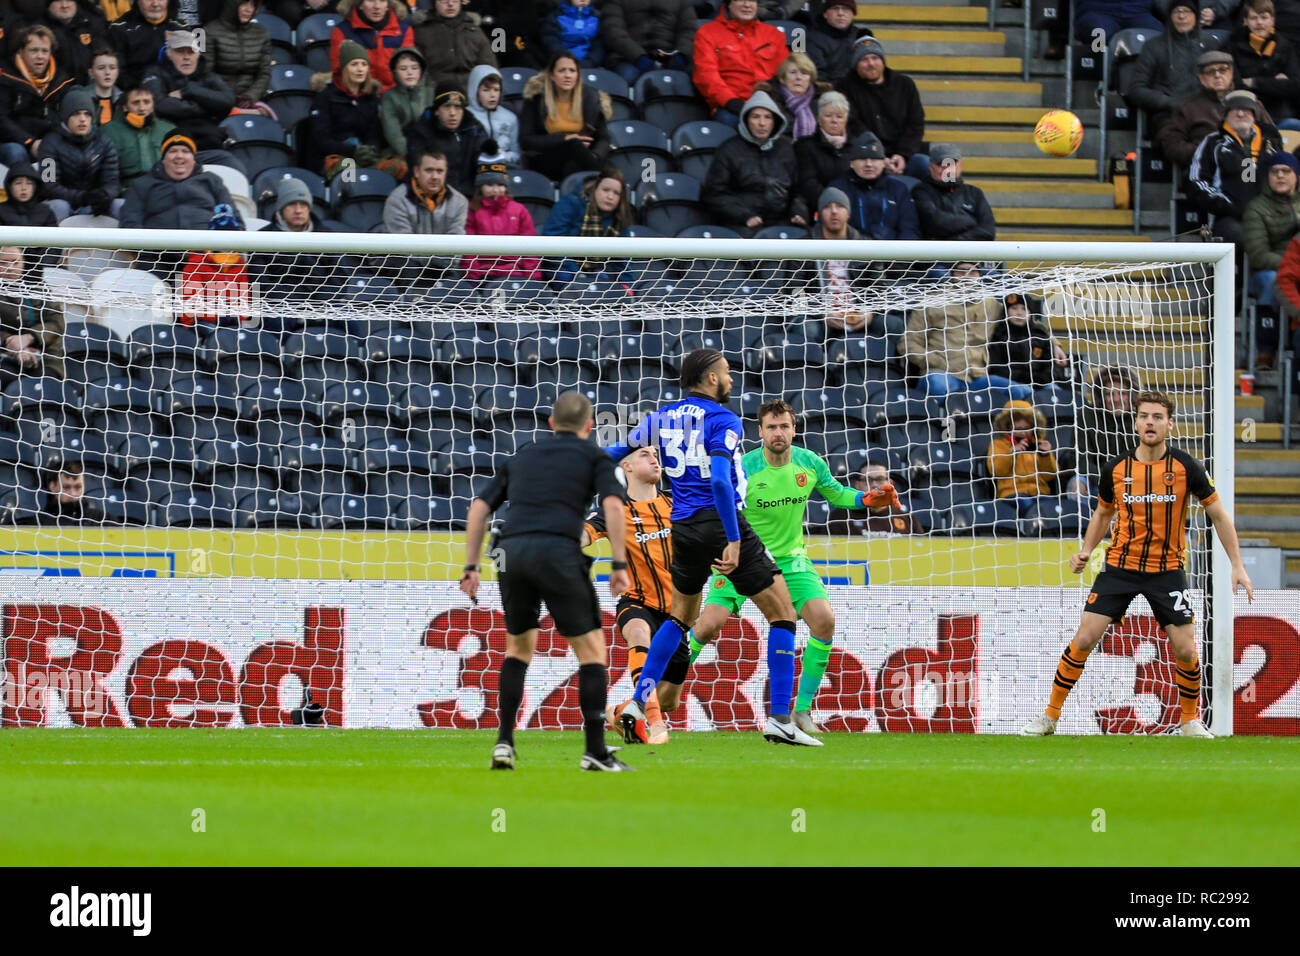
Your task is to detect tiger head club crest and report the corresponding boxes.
[796,472,807,487]
[1164,472,1176,487]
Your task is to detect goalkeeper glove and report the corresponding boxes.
[862,482,902,510]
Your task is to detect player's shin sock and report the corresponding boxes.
[767,621,798,716]
[627,646,663,723]
[497,656,528,746]
[1175,654,1201,723]
[795,636,833,712]
[1045,640,1091,721]
[578,663,609,758]
[688,630,706,664]
[636,619,685,704]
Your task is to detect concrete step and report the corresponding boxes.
[1235,448,1300,476]
[968,177,1116,207]
[928,128,1097,159]
[872,28,1006,57]
[1236,395,1266,422]
[858,4,987,24]
[864,0,978,6]
[1237,476,1300,496]
[1046,314,1208,332]
[1240,531,1300,549]
[963,155,1097,176]
[892,54,1023,74]
[995,230,1151,241]
[925,104,1046,124]
[916,78,1043,107]
[992,206,1132,227]
[1238,421,1284,441]
[1236,504,1300,531]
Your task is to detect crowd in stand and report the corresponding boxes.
[0,0,1208,526]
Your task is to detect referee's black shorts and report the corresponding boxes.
[498,534,602,638]
[670,511,779,598]
[615,598,691,686]
[1085,565,1195,629]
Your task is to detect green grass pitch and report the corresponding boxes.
[3,730,1298,866]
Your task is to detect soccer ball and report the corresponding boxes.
[1034,110,1084,157]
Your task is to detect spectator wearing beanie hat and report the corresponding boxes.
[1187,87,1282,242]
[331,0,414,93]
[692,0,789,127]
[404,87,496,197]
[380,46,435,160]
[807,0,873,87]
[1242,150,1300,366]
[142,28,236,152]
[835,35,927,179]
[827,134,919,241]
[37,86,124,221]
[1125,1,1216,135]
[802,184,902,337]
[119,130,241,231]
[464,161,542,283]
[308,38,386,177]
[249,176,346,314]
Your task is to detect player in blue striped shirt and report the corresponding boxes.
[604,348,821,746]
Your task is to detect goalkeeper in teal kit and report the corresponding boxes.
[689,399,901,736]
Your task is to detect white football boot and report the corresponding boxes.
[1020,713,1058,736]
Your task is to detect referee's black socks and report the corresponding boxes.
[497,656,528,747]
[578,663,609,758]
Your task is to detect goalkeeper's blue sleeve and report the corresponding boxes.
[710,454,741,542]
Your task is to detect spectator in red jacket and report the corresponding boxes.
[463,161,541,283]
[330,0,414,92]
[1271,229,1300,343]
[692,0,788,127]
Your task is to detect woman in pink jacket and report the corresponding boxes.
[463,162,542,283]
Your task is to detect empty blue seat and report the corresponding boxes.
[582,67,635,118]
[634,70,707,130]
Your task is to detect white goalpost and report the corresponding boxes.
[0,226,1236,735]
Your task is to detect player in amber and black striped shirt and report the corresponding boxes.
[582,446,690,746]
[1022,391,1254,738]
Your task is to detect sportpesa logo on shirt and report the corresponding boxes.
[756,496,806,509]
[634,527,671,544]
[1123,492,1178,503]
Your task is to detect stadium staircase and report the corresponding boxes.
[860,0,1143,242]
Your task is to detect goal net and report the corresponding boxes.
[0,227,1236,735]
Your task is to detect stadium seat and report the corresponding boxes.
[675,223,740,240]
[634,70,707,131]
[752,225,809,241]
[582,68,635,119]
[479,278,554,310]
[318,492,389,530]
[361,438,438,480]
[949,498,1020,536]
[239,378,321,425]
[607,120,672,183]
[914,440,978,482]
[160,490,234,528]
[296,12,342,60]
[402,382,478,432]
[89,270,170,340]
[234,489,309,528]
[220,115,294,180]
[370,468,443,510]
[62,321,130,384]
[127,322,206,372]
[152,373,238,417]
[670,120,736,181]
[474,385,550,431]
[265,64,315,131]
[506,168,557,220]
[499,66,537,105]
[331,167,397,218]
[1033,383,1075,424]
[624,224,663,238]
[392,495,457,530]
[637,172,705,234]
[8,376,76,426]
[323,381,393,434]
[559,170,597,197]
[1022,494,1092,536]
[202,163,251,200]
[369,331,438,390]
[252,11,292,53]
[0,485,42,525]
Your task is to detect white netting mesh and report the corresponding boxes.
[0,230,1231,732]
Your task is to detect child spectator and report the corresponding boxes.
[36,88,123,220]
[109,0,183,89]
[540,165,632,282]
[0,164,59,229]
[0,245,66,379]
[519,51,612,180]
[1232,0,1300,127]
[413,0,497,94]
[331,0,414,92]
[82,48,122,126]
[42,0,112,83]
[987,400,1059,510]
[600,0,697,84]
[702,89,808,236]
[464,161,541,283]
[986,293,1071,390]
[101,84,175,192]
[380,46,434,160]
[309,39,386,178]
[540,0,604,68]
[203,0,273,110]
[467,65,520,165]
[693,0,788,127]
[404,87,495,197]
[0,24,77,167]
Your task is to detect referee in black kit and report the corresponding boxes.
[460,391,634,772]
